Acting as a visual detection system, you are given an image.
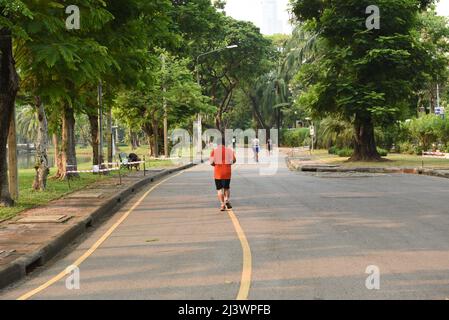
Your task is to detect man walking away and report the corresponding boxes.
[252,137,260,162]
[210,137,237,211]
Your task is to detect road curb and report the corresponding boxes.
[0,163,195,291]
[286,157,449,179]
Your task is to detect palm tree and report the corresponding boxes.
[16,104,39,143]
[248,25,319,131]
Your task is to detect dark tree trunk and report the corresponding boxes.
[8,107,18,200]
[0,28,19,207]
[106,109,113,164]
[33,97,50,191]
[349,115,381,161]
[61,102,79,179]
[88,113,100,166]
[152,117,159,158]
[130,130,139,150]
[141,124,153,157]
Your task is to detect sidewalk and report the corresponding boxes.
[0,163,194,290]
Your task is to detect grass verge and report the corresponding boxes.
[0,158,175,221]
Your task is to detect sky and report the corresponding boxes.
[225,0,293,35]
[437,0,449,16]
[225,0,449,35]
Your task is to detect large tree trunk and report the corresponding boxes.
[61,102,79,179]
[8,107,18,200]
[33,97,50,191]
[88,113,100,166]
[0,28,19,207]
[349,115,381,161]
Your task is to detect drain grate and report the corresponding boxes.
[16,215,72,224]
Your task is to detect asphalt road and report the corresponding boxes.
[1,151,449,300]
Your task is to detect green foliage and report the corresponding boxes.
[281,128,310,147]
[407,114,443,150]
[377,147,389,157]
[291,0,441,160]
[397,141,417,154]
[337,147,354,158]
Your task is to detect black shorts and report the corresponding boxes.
[215,179,231,190]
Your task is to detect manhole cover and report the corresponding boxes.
[16,215,72,224]
[0,250,16,259]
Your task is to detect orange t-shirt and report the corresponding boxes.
[210,146,236,180]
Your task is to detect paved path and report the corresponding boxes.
[1,151,449,300]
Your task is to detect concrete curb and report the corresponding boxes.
[286,157,449,179]
[0,163,195,290]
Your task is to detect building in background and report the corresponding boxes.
[226,0,293,35]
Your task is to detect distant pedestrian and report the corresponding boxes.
[252,137,260,162]
[210,137,237,211]
[232,136,237,150]
[267,138,272,155]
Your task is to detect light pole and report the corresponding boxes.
[196,45,238,163]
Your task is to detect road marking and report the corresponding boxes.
[17,171,184,300]
[227,208,252,300]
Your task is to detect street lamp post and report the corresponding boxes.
[195,45,238,163]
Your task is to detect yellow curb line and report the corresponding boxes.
[227,208,252,300]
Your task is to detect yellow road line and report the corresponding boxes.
[17,171,184,301]
[227,208,252,300]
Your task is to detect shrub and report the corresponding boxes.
[397,141,416,155]
[282,128,310,147]
[328,146,339,155]
[376,147,388,157]
[337,147,354,157]
[407,115,443,151]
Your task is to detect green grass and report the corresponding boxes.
[0,148,176,221]
[0,168,99,221]
[303,149,449,169]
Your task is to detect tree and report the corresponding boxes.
[198,17,275,131]
[291,0,437,161]
[0,0,31,206]
[114,50,212,156]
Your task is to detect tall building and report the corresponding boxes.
[262,0,280,35]
[225,0,292,35]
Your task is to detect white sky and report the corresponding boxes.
[437,0,449,16]
[225,0,449,35]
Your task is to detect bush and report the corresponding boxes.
[337,147,354,157]
[377,147,388,157]
[282,128,310,147]
[397,141,416,155]
[328,146,339,155]
[407,115,443,151]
